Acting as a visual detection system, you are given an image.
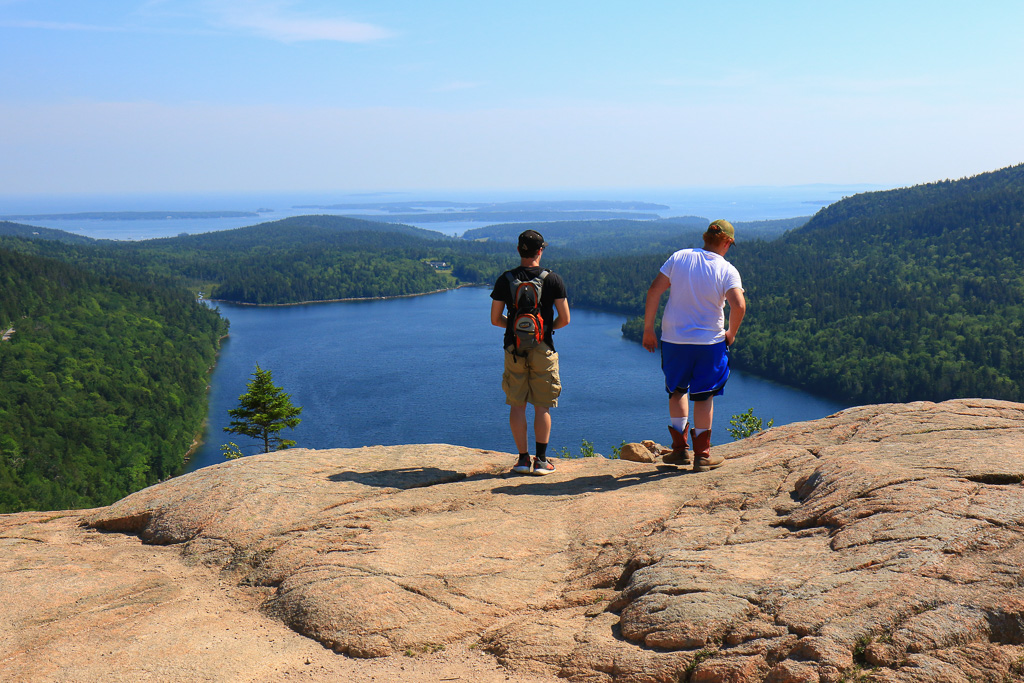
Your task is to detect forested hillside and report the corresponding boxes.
[0,246,227,513]
[618,163,1024,404]
[464,215,808,254]
[0,220,95,244]
[1,216,513,305]
[0,213,804,309]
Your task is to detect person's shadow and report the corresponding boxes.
[329,464,690,495]
[492,466,685,496]
[328,467,468,490]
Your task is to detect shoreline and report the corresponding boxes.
[203,282,486,307]
[179,333,230,473]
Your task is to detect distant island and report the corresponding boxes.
[292,199,671,224]
[0,210,261,221]
[294,199,670,211]
[351,210,662,223]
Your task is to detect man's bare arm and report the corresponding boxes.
[642,273,670,352]
[490,299,507,328]
[724,288,746,347]
[552,298,570,330]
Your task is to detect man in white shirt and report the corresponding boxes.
[642,220,746,471]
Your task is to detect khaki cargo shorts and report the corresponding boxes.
[502,343,561,408]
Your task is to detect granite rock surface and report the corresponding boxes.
[3,399,1024,682]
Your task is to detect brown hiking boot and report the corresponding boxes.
[691,428,724,472]
[662,426,691,465]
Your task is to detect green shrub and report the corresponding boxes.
[727,408,774,439]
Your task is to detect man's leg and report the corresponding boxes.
[669,390,689,435]
[509,403,534,473]
[534,405,551,443]
[661,343,695,464]
[691,395,723,471]
[503,349,533,472]
[662,390,692,465]
[689,343,728,472]
[532,404,556,474]
[523,344,560,474]
[692,396,713,431]
[509,404,529,454]
[669,390,689,422]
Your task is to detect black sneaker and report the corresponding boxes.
[512,455,533,474]
[532,458,555,475]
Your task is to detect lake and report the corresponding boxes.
[186,287,848,471]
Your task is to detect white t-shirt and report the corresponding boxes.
[659,248,743,345]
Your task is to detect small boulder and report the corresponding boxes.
[692,655,770,683]
[619,442,656,464]
[767,660,820,683]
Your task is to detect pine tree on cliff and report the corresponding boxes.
[224,364,303,453]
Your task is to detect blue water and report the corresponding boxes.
[0,184,884,239]
[0,188,856,468]
[187,288,848,471]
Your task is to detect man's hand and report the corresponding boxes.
[642,329,659,352]
[724,330,736,347]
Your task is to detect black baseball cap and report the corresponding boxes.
[518,229,547,251]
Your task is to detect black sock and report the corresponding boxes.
[519,452,530,460]
[535,442,548,460]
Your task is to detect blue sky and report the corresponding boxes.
[2,0,1022,195]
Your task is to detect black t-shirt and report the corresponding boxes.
[491,266,568,351]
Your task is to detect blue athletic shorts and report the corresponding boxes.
[661,341,730,399]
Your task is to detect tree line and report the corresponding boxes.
[2,216,513,305]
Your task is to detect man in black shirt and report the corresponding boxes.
[490,230,570,475]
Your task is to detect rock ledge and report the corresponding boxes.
[3,399,1024,682]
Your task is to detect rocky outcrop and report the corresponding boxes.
[3,399,1024,682]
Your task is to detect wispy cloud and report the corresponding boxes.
[0,2,395,42]
[206,1,395,43]
[0,19,124,32]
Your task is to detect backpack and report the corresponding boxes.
[505,269,549,356]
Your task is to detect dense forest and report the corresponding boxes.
[464,215,809,254]
[1,216,511,305]
[619,163,1024,404]
[0,213,800,310]
[0,220,95,244]
[0,245,227,513]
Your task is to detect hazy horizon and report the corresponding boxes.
[0,183,882,237]
[2,2,1022,196]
